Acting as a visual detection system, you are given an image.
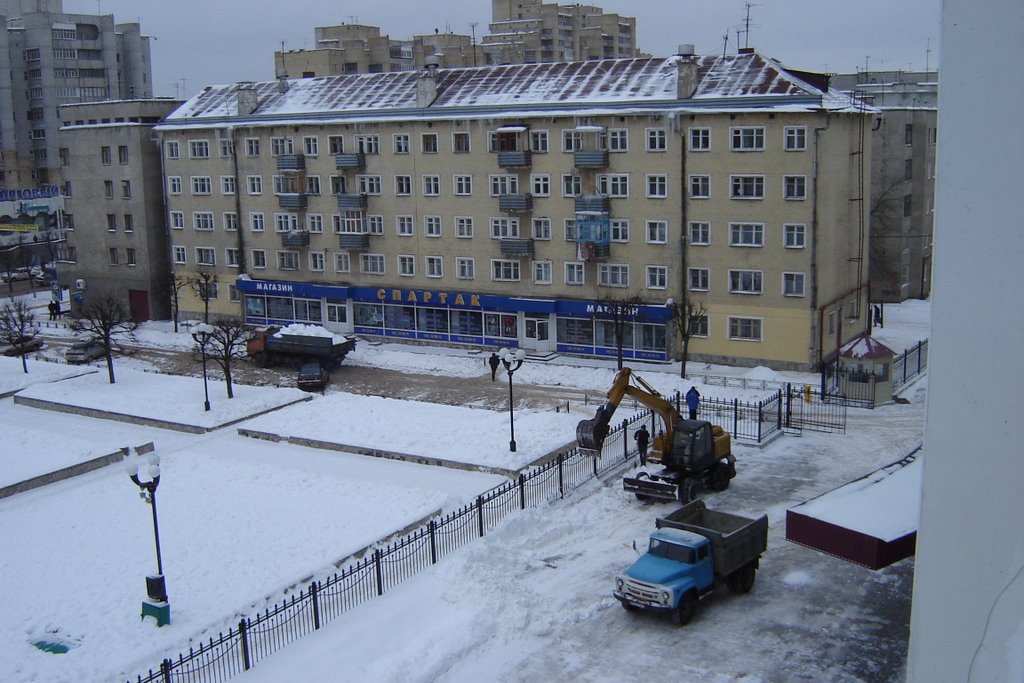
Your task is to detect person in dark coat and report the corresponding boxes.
[47,302,56,320]
[488,352,501,381]
[633,424,650,465]
[685,386,701,420]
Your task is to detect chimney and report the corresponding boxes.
[676,48,698,99]
[237,82,258,115]
[416,54,441,108]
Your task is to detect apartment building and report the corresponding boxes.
[156,50,871,371]
[57,99,181,321]
[833,70,937,302]
[0,0,152,187]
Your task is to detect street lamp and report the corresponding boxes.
[499,347,526,452]
[126,444,170,626]
[191,322,214,412]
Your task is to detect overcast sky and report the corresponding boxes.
[68,0,940,98]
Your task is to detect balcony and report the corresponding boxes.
[278,193,307,209]
[499,238,534,256]
[335,153,366,170]
[574,213,611,261]
[574,150,609,168]
[498,193,533,212]
[281,230,311,247]
[337,193,368,210]
[497,150,532,169]
[276,154,305,171]
[575,195,611,213]
[338,232,370,250]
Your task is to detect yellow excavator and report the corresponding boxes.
[577,368,736,503]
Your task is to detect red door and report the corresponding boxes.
[129,289,150,323]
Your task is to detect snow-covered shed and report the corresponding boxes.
[837,335,895,406]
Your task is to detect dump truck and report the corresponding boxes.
[577,368,736,503]
[613,500,768,625]
[247,324,356,368]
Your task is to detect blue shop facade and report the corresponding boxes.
[237,278,671,361]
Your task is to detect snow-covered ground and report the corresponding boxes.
[0,295,932,682]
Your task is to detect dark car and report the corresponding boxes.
[0,336,43,356]
[65,339,106,364]
[297,361,329,391]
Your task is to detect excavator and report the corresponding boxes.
[576,367,736,503]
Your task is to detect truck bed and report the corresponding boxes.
[656,500,768,578]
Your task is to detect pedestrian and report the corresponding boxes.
[54,301,61,319]
[47,301,56,321]
[488,352,501,381]
[685,386,701,420]
[633,424,650,466]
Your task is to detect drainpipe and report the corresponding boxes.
[810,115,831,368]
[230,126,247,275]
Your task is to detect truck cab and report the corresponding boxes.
[614,528,714,617]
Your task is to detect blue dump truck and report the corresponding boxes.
[613,500,768,625]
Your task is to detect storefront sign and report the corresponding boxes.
[0,185,59,202]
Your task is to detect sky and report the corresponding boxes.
[0,296,945,682]
[63,0,941,98]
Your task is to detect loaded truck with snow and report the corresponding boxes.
[247,324,356,368]
[613,500,768,625]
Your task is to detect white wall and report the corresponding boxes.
[906,1,1024,680]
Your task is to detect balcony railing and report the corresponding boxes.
[335,153,366,170]
[276,154,305,171]
[574,150,609,168]
[498,193,533,212]
[278,193,307,209]
[575,195,611,213]
[497,150,532,168]
[281,230,311,247]
[337,193,368,210]
[338,232,370,250]
[499,238,534,256]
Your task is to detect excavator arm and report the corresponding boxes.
[576,368,682,452]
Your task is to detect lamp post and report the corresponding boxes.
[499,347,526,452]
[191,322,214,412]
[126,444,170,626]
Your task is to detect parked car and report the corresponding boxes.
[296,361,329,391]
[65,340,106,364]
[0,336,43,356]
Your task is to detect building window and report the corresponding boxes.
[170,211,184,229]
[220,138,234,158]
[303,136,319,156]
[784,175,806,200]
[250,212,265,232]
[396,215,414,236]
[392,134,409,154]
[561,174,581,197]
[189,140,210,158]
[123,214,134,232]
[456,257,475,279]
[689,221,710,245]
[120,180,132,198]
[226,248,240,268]
[646,128,667,151]
[904,158,913,181]
[452,131,471,153]
[646,265,667,289]
[421,133,438,154]
[422,175,440,196]
[224,213,239,232]
[532,217,551,240]
[783,272,805,297]
[358,175,382,195]
[395,175,412,196]
[361,253,385,274]
[100,146,112,165]
[730,222,764,247]
[334,252,350,273]
[309,251,325,272]
[454,175,472,196]
[530,130,548,153]
[251,249,267,269]
[489,174,519,196]
[687,128,711,152]
[191,176,212,195]
[729,270,763,294]
[904,124,913,146]
[108,248,119,265]
[306,176,321,195]
[561,130,582,152]
[165,141,179,159]
[646,174,668,198]
[354,134,380,154]
[277,251,299,271]
[607,219,628,242]
[105,180,115,199]
[784,126,806,151]
[490,217,520,238]
[328,135,345,155]
[173,246,186,264]
[903,194,913,217]
[565,262,584,285]
[784,223,806,248]
[689,267,709,291]
[424,216,442,237]
[646,220,667,244]
[597,174,629,197]
[274,213,299,233]
[608,129,628,152]
[221,176,235,195]
[528,259,550,284]
[245,138,260,157]
[491,259,521,281]
[455,216,474,238]
[689,175,710,199]
[730,126,765,151]
[196,247,216,266]
[730,175,764,199]
[193,212,215,231]
[425,256,443,278]
[106,214,117,231]
[598,264,629,287]
[728,317,762,341]
[270,137,294,156]
[531,174,550,196]
[118,145,129,164]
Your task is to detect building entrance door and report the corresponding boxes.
[524,314,551,353]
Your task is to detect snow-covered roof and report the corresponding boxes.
[159,52,864,130]
[840,335,895,360]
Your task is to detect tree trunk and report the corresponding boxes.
[224,362,234,399]
[105,354,116,384]
[21,353,28,374]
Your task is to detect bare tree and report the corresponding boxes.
[0,245,19,294]
[869,177,906,297]
[0,300,40,373]
[69,294,136,384]
[668,299,708,379]
[189,270,218,324]
[167,272,190,333]
[592,291,646,370]
[203,317,253,399]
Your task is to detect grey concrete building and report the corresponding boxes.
[0,0,152,187]
[833,70,937,302]
[57,99,181,321]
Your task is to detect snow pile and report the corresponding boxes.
[272,323,349,343]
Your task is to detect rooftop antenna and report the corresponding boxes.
[470,22,478,67]
[925,37,932,75]
[722,29,728,57]
[742,2,760,49]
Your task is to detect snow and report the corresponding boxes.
[270,323,347,341]
[0,295,935,682]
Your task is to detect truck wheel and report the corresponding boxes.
[709,463,731,492]
[679,478,699,503]
[726,563,757,594]
[672,591,698,625]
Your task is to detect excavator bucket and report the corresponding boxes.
[576,418,608,451]
[622,475,680,502]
